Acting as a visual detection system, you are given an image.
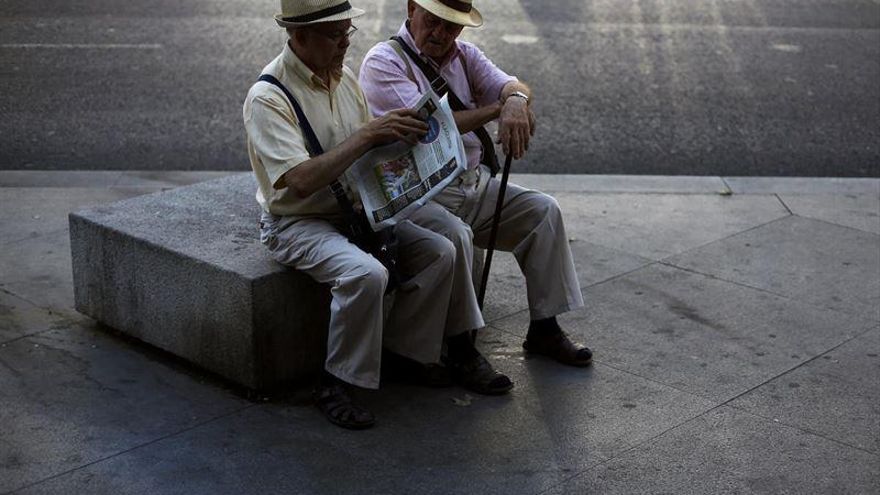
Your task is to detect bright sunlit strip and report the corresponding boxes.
[0,43,162,49]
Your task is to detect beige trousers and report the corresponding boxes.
[408,165,584,325]
[260,212,467,389]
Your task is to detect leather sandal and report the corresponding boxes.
[446,353,513,395]
[313,383,375,430]
[523,331,593,367]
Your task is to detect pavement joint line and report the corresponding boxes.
[654,212,794,265]
[546,389,879,495]
[723,404,880,457]
[0,226,70,248]
[794,212,880,238]
[5,403,261,495]
[534,402,724,495]
[714,325,879,413]
[775,192,795,215]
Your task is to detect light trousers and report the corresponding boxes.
[260,212,467,389]
[408,165,584,326]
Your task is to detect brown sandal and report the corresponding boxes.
[523,331,593,367]
[313,384,375,430]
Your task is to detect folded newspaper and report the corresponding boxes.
[349,90,466,230]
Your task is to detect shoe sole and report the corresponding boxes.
[523,345,593,367]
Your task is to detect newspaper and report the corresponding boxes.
[349,90,466,230]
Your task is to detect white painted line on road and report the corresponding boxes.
[771,43,802,53]
[501,34,538,44]
[0,43,162,49]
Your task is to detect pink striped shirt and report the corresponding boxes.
[359,22,516,170]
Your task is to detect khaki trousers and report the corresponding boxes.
[408,165,584,326]
[260,212,466,389]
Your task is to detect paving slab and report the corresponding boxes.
[508,174,727,194]
[0,290,70,344]
[667,215,880,320]
[778,193,880,235]
[728,327,880,454]
[0,319,250,494]
[554,192,789,260]
[16,327,714,495]
[723,177,880,195]
[0,187,160,245]
[0,171,235,188]
[492,263,874,402]
[543,406,880,495]
[0,231,75,312]
[481,240,651,323]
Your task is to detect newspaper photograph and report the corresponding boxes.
[349,90,466,230]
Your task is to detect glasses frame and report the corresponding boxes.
[312,25,358,44]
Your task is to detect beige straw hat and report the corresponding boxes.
[275,0,365,28]
[412,0,482,28]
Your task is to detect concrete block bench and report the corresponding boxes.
[69,173,330,391]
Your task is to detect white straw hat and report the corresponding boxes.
[412,0,482,28]
[275,0,365,28]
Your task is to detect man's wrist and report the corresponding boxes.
[504,90,530,105]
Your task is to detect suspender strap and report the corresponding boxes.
[388,37,500,176]
[257,74,358,218]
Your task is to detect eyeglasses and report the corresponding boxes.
[421,12,463,35]
[313,25,358,43]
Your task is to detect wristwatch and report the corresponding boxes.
[505,91,530,104]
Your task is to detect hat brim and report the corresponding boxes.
[274,7,365,28]
[412,0,482,28]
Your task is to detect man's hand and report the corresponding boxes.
[497,97,536,160]
[361,108,429,146]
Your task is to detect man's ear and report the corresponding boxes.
[406,0,416,19]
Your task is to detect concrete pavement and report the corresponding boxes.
[1,171,878,494]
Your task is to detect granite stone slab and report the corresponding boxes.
[666,215,880,319]
[554,192,790,260]
[778,193,880,235]
[0,187,160,245]
[69,173,332,389]
[728,327,880,453]
[492,263,875,402]
[0,322,249,494]
[542,407,880,495]
[16,326,714,495]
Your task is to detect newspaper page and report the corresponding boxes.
[349,90,466,230]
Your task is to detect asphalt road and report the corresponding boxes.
[1,0,878,176]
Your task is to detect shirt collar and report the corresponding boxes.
[282,41,340,92]
[398,21,462,70]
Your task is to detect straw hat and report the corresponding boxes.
[275,0,365,28]
[412,0,482,28]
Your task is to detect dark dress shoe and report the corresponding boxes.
[382,350,453,387]
[446,353,513,395]
[523,331,593,367]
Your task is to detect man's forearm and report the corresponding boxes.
[453,102,502,135]
[280,131,373,198]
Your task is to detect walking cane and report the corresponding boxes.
[473,152,514,342]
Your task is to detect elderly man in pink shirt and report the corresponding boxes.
[359,0,592,392]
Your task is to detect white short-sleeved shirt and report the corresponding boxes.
[243,42,370,217]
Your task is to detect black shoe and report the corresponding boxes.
[446,353,513,395]
[382,350,453,387]
[523,330,593,367]
[313,383,375,430]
